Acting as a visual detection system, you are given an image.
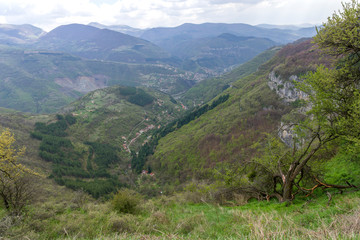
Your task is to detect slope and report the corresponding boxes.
[35,24,171,64]
[88,22,145,37]
[0,45,201,113]
[173,33,277,74]
[181,46,280,107]
[147,39,334,185]
[0,24,45,45]
[28,85,185,197]
[140,23,316,48]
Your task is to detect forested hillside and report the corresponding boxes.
[0,45,200,113]
[0,2,360,239]
[181,46,280,107]
[146,38,333,187]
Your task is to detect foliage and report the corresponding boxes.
[182,47,278,106]
[66,85,184,153]
[273,39,335,79]
[323,141,360,186]
[253,0,360,201]
[127,89,155,107]
[118,86,137,96]
[60,178,121,199]
[315,0,360,57]
[0,129,27,179]
[150,54,289,184]
[0,129,38,213]
[112,188,143,214]
[85,141,120,167]
[1,189,360,239]
[131,94,229,173]
[31,115,122,198]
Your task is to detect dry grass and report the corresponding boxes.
[0,188,359,239]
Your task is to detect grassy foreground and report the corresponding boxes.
[0,188,359,239]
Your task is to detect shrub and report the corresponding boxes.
[111,189,143,214]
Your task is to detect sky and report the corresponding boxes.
[0,0,347,31]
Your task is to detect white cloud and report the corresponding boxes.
[0,0,348,31]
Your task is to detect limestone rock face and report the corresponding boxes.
[267,71,308,103]
[268,71,311,146]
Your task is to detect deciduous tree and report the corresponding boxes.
[0,129,37,213]
[229,0,360,202]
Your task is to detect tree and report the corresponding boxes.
[275,0,360,201]
[226,1,360,202]
[0,129,37,213]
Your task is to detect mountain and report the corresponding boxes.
[256,23,315,30]
[34,24,170,64]
[139,23,316,48]
[181,46,280,107]
[88,22,145,37]
[0,45,202,113]
[174,33,277,73]
[0,24,46,45]
[146,39,335,184]
[85,23,281,73]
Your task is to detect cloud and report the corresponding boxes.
[0,0,347,31]
[207,0,263,4]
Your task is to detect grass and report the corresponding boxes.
[0,189,359,239]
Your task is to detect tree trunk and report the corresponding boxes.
[282,179,294,202]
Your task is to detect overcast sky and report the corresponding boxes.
[0,0,347,31]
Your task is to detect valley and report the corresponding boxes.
[0,2,359,239]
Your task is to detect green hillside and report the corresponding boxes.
[28,86,185,197]
[148,38,334,186]
[0,35,359,239]
[1,3,360,239]
[0,45,200,113]
[64,86,184,152]
[181,46,280,107]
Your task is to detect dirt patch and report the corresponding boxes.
[54,75,109,93]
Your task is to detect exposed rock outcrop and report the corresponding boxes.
[267,71,308,103]
[268,71,310,146]
[55,75,108,93]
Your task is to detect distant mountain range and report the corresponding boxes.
[33,24,170,64]
[86,22,316,73]
[89,22,316,45]
[0,22,317,74]
[173,33,276,73]
[88,22,145,37]
[0,46,200,113]
[0,24,45,45]
[0,22,318,113]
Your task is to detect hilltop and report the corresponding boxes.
[0,45,200,113]
[34,24,170,64]
[0,24,45,45]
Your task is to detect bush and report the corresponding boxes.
[111,189,143,214]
